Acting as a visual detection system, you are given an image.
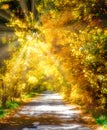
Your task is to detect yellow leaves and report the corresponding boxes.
[41,13,54,28]
[0,3,9,9]
[85,54,95,61]
[54,0,71,7]
[97,75,105,81]
[97,28,103,34]
[0,0,10,2]
[28,76,38,84]
[0,0,106,107]
[55,10,73,27]
[72,10,80,19]
[1,37,7,44]
[104,30,107,35]
[42,9,74,28]
[68,84,92,104]
[36,4,43,13]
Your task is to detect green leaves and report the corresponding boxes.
[6,101,19,109]
[95,115,107,126]
[0,108,6,118]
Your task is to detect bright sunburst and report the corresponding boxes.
[0,0,64,97]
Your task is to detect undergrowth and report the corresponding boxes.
[0,91,40,119]
[0,108,6,118]
[23,92,39,98]
[94,115,107,128]
[0,101,19,119]
[6,101,19,109]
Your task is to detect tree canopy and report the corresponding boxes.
[0,0,107,110]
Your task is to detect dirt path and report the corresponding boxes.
[0,92,97,130]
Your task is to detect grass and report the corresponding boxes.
[24,92,39,98]
[0,108,7,118]
[94,115,107,128]
[6,101,19,109]
[0,91,40,119]
[21,91,41,101]
[0,101,19,119]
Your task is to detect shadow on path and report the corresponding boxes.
[0,92,95,130]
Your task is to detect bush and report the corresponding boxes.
[0,108,6,118]
[6,101,19,109]
[94,115,107,128]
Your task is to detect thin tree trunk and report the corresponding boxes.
[31,0,38,20]
[19,0,28,17]
[0,79,7,107]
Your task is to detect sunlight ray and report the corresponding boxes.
[33,41,66,80]
[0,24,13,31]
[0,32,17,47]
[0,9,11,20]
[0,31,14,40]
[23,43,31,70]
[0,45,8,58]
[0,31,13,36]
[11,44,28,74]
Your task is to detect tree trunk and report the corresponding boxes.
[31,0,39,20]
[19,0,28,17]
[0,79,7,108]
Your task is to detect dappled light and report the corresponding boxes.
[0,0,107,130]
[1,93,93,130]
[15,93,81,118]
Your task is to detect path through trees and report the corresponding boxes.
[0,92,96,130]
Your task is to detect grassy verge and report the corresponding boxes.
[94,115,107,129]
[0,108,7,118]
[22,92,40,98]
[0,101,20,118]
[86,106,107,129]
[0,92,40,119]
